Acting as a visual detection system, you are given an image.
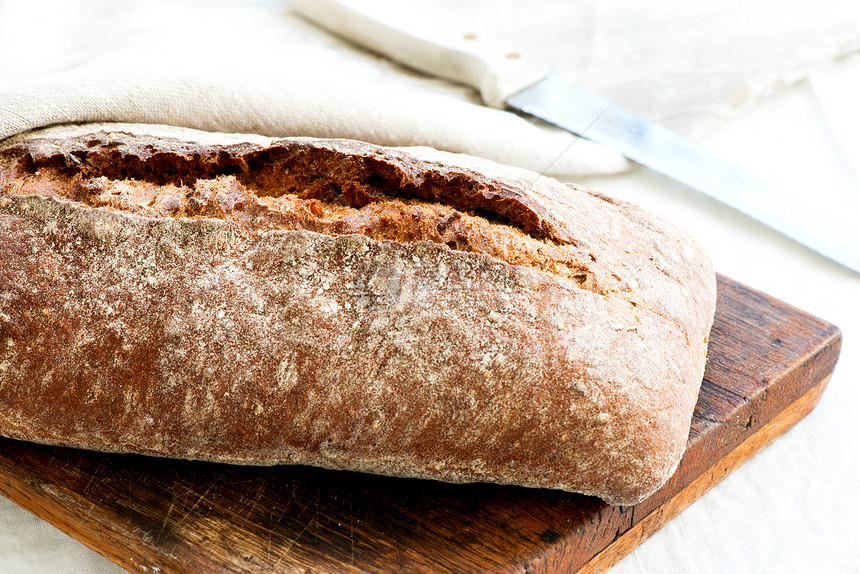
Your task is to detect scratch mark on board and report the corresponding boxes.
[175,476,219,526]
[386,509,404,573]
[155,496,177,544]
[271,486,321,570]
[80,462,105,496]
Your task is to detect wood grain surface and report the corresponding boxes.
[0,275,842,573]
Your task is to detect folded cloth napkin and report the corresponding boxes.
[2,0,860,178]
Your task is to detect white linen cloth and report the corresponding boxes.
[3,0,859,174]
[1,1,859,572]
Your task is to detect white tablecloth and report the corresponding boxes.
[1,1,858,572]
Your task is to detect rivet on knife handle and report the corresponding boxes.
[289,0,550,108]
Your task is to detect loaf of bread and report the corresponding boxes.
[0,123,716,506]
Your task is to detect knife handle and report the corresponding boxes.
[289,0,550,108]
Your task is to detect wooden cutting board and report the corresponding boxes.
[0,275,842,573]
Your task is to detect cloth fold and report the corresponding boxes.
[3,0,860,178]
[0,69,630,177]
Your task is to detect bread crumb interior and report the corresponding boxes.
[2,135,599,287]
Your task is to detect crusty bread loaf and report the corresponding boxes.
[0,123,716,506]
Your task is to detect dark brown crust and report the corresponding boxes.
[0,134,596,288]
[0,124,716,505]
[1,130,568,241]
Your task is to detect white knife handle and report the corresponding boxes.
[289,0,550,108]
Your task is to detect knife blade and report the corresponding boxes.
[290,0,860,274]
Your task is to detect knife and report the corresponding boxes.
[290,0,860,274]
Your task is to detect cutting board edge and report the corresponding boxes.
[0,357,836,574]
[0,454,184,574]
[573,371,832,574]
[0,274,845,574]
